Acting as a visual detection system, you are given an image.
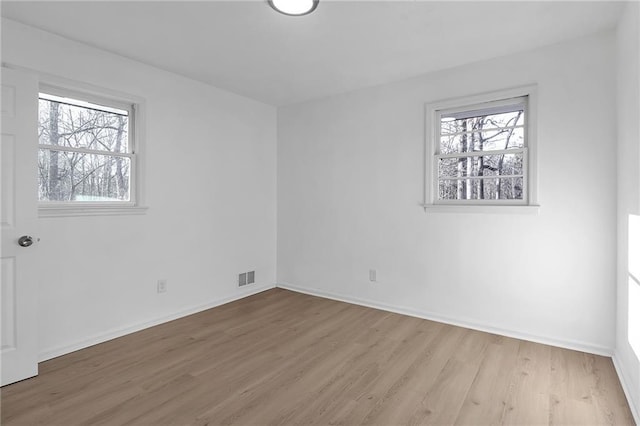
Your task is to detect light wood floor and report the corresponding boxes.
[1,288,635,425]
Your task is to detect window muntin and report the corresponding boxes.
[38,90,135,204]
[434,96,528,204]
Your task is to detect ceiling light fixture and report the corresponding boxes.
[268,0,319,16]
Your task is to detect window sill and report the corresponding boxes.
[421,204,540,215]
[38,205,149,218]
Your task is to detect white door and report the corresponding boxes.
[1,67,39,386]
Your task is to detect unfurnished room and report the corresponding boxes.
[0,0,639,424]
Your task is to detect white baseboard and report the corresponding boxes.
[276,282,614,357]
[39,283,275,362]
[612,352,640,425]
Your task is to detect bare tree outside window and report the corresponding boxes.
[435,99,527,203]
[38,93,132,202]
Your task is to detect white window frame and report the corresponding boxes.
[423,85,539,214]
[37,81,147,217]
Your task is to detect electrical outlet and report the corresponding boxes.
[157,279,168,293]
[247,270,255,284]
[369,269,377,282]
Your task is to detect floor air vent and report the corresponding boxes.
[238,271,255,287]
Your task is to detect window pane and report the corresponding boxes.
[440,127,524,154]
[439,134,464,155]
[438,179,487,200]
[438,179,458,200]
[438,177,524,201]
[441,110,524,135]
[438,153,524,179]
[38,96,129,153]
[483,177,524,200]
[478,127,524,151]
[483,153,524,176]
[38,149,130,202]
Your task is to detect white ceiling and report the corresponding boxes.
[1,1,625,106]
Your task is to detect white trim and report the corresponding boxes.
[440,96,527,118]
[434,198,528,206]
[438,175,524,181]
[37,83,143,211]
[38,283,276,362]
[33,76,142,114]
[421,204,540,214]
[2,63,149,215]
[436,147,525,159]
[612,352,640,425]
[424,84,538,208]
[39,90,130,116]
[276,282,612,357]
[39,144,134,158]
[38,204,148,218]
[441,124,524,138]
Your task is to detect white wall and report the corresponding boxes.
[2,19,278,360]
[615,2,640,421]
[277,32,618,355]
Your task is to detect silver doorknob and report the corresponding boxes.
[18,235,34,247]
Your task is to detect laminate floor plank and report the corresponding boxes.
[1,288,634,425]
[501,340,552,425]
[454,336,521,425]
[590,354,636,425]
[293,321,448,425]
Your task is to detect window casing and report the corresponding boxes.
[37,84,146,216]
[424,86,538,210]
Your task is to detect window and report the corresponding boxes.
[37,85,145,216]
[424,86,537,210]
[629,214,640,358]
